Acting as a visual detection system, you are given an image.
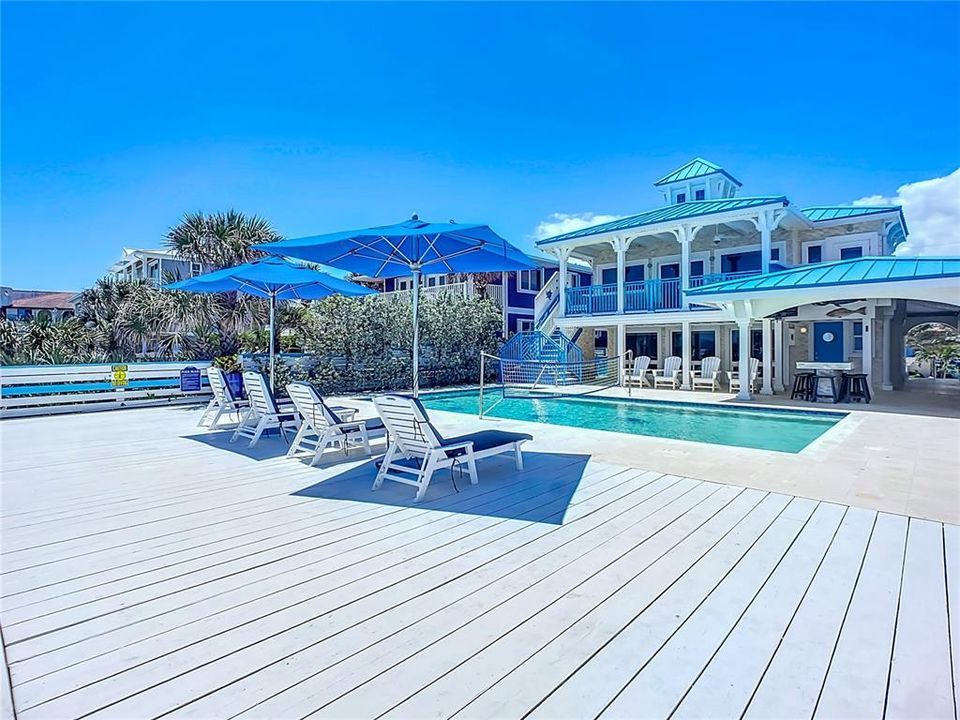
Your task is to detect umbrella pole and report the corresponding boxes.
[411,267,421,397]
[269,292,276,392]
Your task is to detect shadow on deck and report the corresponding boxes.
[292,451,593,524]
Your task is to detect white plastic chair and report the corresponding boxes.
[691,356,722,391]
[285,382,386,465]
[231,371,299,447]
[625,355,651,388]
[729,357,760,393]
[198,366,249,429]
[652,356,682,389]
[372,394,531,502]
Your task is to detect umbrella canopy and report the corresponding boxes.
[167,256,374,388]
[254,216,537,395]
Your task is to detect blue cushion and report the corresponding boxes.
[363,417,385,431]
[439,430,533,458]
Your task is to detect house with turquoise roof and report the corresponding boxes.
[534,158,957,399]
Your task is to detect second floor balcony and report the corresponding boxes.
[564,271,760,316]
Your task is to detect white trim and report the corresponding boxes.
[517,268,544,294]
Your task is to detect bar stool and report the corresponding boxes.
[845,373,872,403]
[813,373,841,403]
[791,372,816,401]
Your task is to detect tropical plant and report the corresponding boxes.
[164,210,282,269]
[212,353,242,374]
[907,323,960,378]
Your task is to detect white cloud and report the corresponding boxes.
[533,212,624,241]
[853,169,960,256]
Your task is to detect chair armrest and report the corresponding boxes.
[439,440,474,452]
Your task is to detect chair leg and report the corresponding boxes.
[209,405,227,430]
[466,450,479,485]
[287,423,311,457]
[415,454,439,502]
[372,443,396,490]
[360,428,371,456]
[198,399,217,427]
[310,431,337,466]
[514,443,524,470]
[247,418,268,448]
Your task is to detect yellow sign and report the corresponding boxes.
[111,364,129,387]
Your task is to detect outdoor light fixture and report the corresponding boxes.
[799,325,808,334]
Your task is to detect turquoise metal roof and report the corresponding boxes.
[536,196,787,245]
[687,256,960,297]
[803,205,903,223]
[654,158,742,188]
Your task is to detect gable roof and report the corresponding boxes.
[654,158,742,188]
[803,205,906,227]
[686,256,960,297]
[536,196,788,245]
[8,292,77,310]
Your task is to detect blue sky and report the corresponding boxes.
[3,2,958,290]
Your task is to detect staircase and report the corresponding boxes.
[498,330,583,385]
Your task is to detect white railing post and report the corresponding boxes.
[678,225,692,310]
[558,250,569,318]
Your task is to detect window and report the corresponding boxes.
[518,269,543,292]
[516,318,534,333]
[601,266,643,285]
[690,260,704,277]
[567,272,581,287]
[853,321,864,353]
[190,262,202,277]
[840,246,863,260]
[771,248,780,261]
[671,331,716,361]
[694,189,705,201]
[601,268,616,285]
[395,278,412,291]
[807,245,822,264]
[676,192,686,204]
[731,329,764,362]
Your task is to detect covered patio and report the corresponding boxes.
[687,256,960,401]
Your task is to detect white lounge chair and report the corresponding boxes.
[231,371,299,448]
[691,356,722,392]
[652,356,682,389]
[286,382,387,465]
[729,357,760,393]
[625,355,651,388]
[372,394,532,502]
[198,366,249,429]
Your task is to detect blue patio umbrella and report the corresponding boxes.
[167,255,375,388]
[253,215,536,395]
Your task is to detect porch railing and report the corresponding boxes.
[483,283,505,308]
[380,280,474,302]
[563,271,762,316]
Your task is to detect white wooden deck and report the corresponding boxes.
[1,405,957,719]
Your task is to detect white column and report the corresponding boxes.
[882,313,893,391]
[679,227,691,310]
[761,318,773,395]
[615,243,626,314]
[681,321,692,390]
[864,307,875,393]
[773,319,785,392]
[759,212,772,274]
[737,318,752,400]
[617,324,627,385]
[558,252,568,318]
[501,271,508,338]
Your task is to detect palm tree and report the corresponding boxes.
[164,210,282,269]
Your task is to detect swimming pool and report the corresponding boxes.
[418,389,845,453]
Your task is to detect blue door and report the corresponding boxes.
[813,321,844,362]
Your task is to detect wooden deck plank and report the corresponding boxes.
[886,518,956,720]
[466,495,790,718]
[813,512,908,720]
[1,405,956,720]
[742,507,876,718]
[945,524,960,718]
[17,469,674,717]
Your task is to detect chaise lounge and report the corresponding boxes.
[372,394,532,502]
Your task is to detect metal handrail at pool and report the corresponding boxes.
[0,361,213,418]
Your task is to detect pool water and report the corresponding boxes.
[418,389,845,454]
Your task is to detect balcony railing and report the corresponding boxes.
[380,280,475,302]
[563,270,762,317]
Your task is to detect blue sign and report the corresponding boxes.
[180,366,202,392]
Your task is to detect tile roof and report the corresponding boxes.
[536,196,787,245]
[653,158,742,187]
[8,292,77,309]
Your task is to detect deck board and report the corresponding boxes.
[0,405,957,719]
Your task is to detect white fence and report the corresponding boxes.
[0,361,213,418]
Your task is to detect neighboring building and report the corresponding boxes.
[1,287,77,322]
[367,254,592,337]
[534,157,958,398]
[108,248,209,285]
